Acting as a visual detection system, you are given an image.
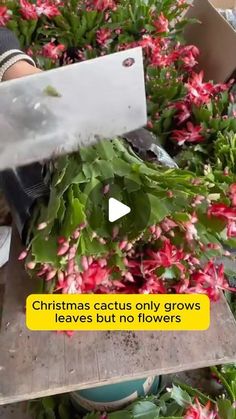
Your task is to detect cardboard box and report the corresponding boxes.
[184,0,236,82]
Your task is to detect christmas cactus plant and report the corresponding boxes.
[1,0,236,302]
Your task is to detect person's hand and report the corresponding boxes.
[0,27,41,82]
[3,60,41,81]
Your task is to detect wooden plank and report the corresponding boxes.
[0,229,236,405]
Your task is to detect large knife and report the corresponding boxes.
[0,47,146,170]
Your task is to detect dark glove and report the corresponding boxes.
[0,165,49,243]
[0,27,35,81]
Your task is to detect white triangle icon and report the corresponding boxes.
[108,198,131,222]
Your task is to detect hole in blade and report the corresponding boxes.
[122,57,135,67]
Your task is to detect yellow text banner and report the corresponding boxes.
[26,294,210,331]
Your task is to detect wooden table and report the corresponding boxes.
[0,230,236,405]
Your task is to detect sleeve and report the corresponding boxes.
[0,27,46,241]
[0,27,36,82]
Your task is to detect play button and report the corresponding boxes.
[108,198,131,222]
[85,177,150,241]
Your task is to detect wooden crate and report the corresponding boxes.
[0,229,236,405]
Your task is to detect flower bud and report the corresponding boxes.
[18,250,28,261]
[46,269,57,281]
[27,261,36,270]
[37,222,48,231]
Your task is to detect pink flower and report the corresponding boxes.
[208,202,236,238]
[183,219,198,242]
[46,269,57,281]
[103,184,110,194]
[57,236,66,244]
[0,6,11,25]
[140,35,158,54]
[138,36,176,68]
[113,280,126,288]
[119,240,128,251]
[184,399,217,419]
[68,245,77,261]
[161,218,177,232]
[229,183,236,206]
[57,241,69,256]
[212,82,228,94]
[92,0,116,11]
[81,255,89,271]
[227,220,236,238]
[178,45,199,69]
[192,178,202,186]
[19,0,38,20]
[171,122,204,146]
[192,195,205,207]
[37,222,47,230]
[26,47,34,57]
[149,225,162,239]
[57,271,64,285]
[42,42,65,60]
[65,331,74,337]
[73,228,80,240]
[186,71,214,105]
[57,330,74,337]
[141,274,167,294]
[151,51,176,68]
[36,0,60,18]
[81,262,110,291]
[208,203,236,221]
[173,101,191,125]
[143,240,186,273]
[18,250,28,261]
[147,120,153,129]
[191,261,233,301]
[154,13,169,33]
[96,28,112,46]
[207,243,221,251]
[27,261,36,270]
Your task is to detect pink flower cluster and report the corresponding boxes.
[136,35,199,71]
[208,183,236,239]
[186,71,228,107]
[153,12,169,34]
[41,42,65,60]
[184,399,217,419]
[123,28,228,147]
[0,6,11,26]
[19,0,60,20]
[126,236,232,301]
[92,0,116,11]
[19,211,235,301]
[96,28,112,46]
[171,122,204,146]
[170,72,228,145]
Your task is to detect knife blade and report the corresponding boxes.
[0,47,147,169]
